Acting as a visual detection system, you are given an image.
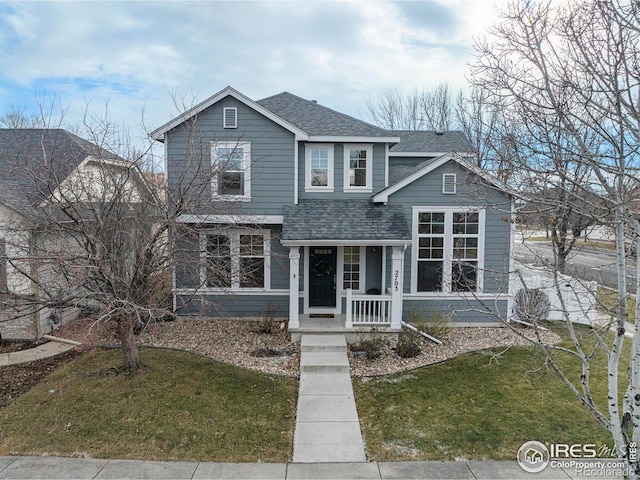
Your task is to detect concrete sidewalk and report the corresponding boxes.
[0,337,79,366]
[293,334,366,463]
[0,456,614,479]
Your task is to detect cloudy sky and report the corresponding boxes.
[0,0,499,145]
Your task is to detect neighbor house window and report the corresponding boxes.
[413,209,483,293]
[343,246,362,291]
[202,230,269,290]
[305,144,334,191]
[344,144,373,191]
[211,141,251,199]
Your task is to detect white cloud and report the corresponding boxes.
[0,0,503,139]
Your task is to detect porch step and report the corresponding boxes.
[300,351,350,374]
[301,334,347,352]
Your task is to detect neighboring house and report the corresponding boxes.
[151,86,514,338]
[0,129,150,340]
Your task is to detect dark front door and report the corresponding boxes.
[309,247,337,308]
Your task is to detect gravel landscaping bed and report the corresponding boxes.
[53,317,561,378]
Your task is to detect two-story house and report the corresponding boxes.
[151,86,514,339]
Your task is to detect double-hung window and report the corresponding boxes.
[305,144,334,191]
[343,144,373,191]
[211,141,251,199]
[413,208,483,293]
[202,230,269,290]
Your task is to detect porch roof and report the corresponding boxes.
[282,199,410,246]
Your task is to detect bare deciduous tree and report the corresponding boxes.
[472,0,640,475]
[0,101,258,372]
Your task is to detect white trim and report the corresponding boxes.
[343,143,373,192]
[507,198,517,319]
[308,135,400,143]
[199,228,271,291]
[223,107,237,129]
[175,289,289,296]
[389,151,474,157]
[442,173,457,194]
[177,214,283,224]
[282,239,409,247]
[384,143,389,188]
[211,141,251,200]
[305,143,334,192]
[403,293,505,300]
[294,140,299,205]
[410,206,485,294]
[150,86,309,141]
[373,152,512,203]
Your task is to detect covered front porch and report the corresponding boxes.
[281,200,411,337]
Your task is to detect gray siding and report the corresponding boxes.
[165,96,296,216]
[298,143,387,200]
[403,298,508,324]
[176,293,289,318]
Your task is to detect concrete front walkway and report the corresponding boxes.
[0,456,609,479]
[0,336,79,366]
[293,334,367,463]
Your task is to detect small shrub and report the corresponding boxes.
[514,288,550,324]
[350,331,385,360]
[254,301,280,334]
[409,310,451,338]
[395,332,421,358]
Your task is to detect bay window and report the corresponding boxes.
[413,208,483,293]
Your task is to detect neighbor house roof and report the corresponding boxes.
[0,129,122,218]
[257,92,398,141]
[282,199,410,245]
[389,131,475,155]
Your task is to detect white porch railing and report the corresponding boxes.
[345,289,392,327]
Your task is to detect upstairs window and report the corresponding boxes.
[223,107,237,129]
[305,144,334,191]
[344,144,373,191]
[211,141,251,200]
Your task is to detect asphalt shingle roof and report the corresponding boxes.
[257,92,393,138]
[0,129,121,217]
[282,199,410,242]
[390,130,475,153]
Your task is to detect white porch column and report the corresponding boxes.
[390,245,404,330]
[288,246,300,329]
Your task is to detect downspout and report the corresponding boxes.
[401,321,442,345]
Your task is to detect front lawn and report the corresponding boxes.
[0,348,297,462]
[354,336,618,461]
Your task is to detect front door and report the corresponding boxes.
[309,247,337,308]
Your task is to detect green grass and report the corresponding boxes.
[354,328,626,461]
[0,348,297,462]
[597,285,636,322]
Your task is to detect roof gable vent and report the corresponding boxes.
[442,173,456,194]
[223,107,237,129]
